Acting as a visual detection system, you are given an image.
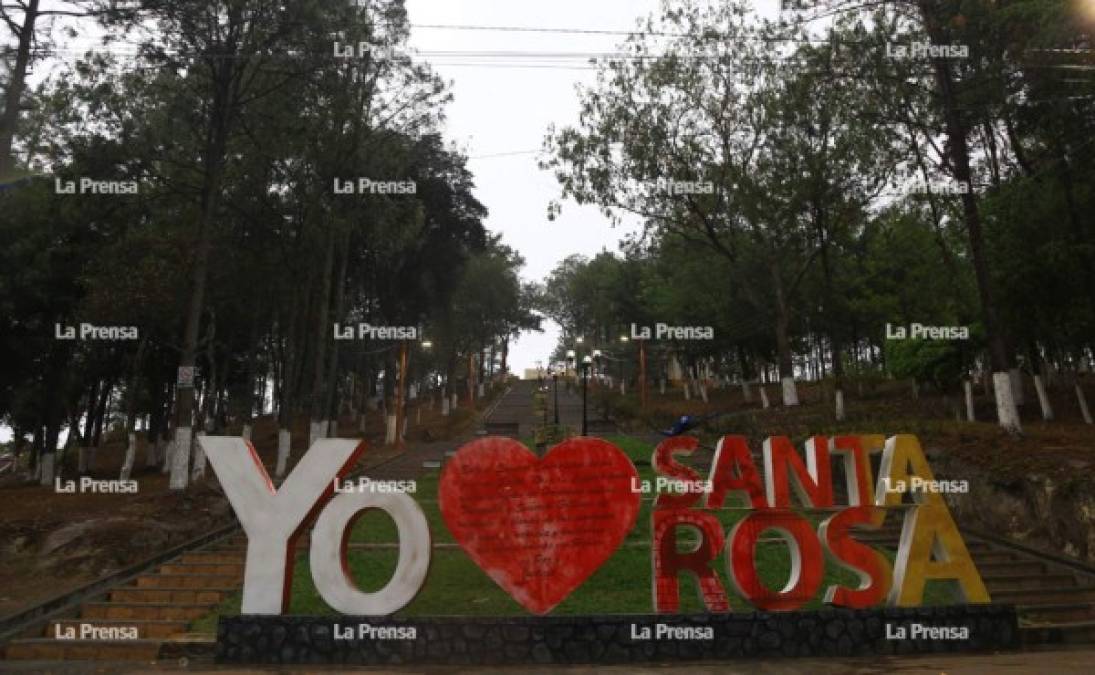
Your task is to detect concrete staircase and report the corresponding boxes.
[855,520,1095,646]
[2,535,245,662]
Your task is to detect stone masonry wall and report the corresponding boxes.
[217,605,1019,666]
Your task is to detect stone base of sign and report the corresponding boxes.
[216,606,1018,665]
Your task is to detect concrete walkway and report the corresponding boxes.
[5,647,1095,672]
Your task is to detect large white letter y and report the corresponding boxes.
[199,437,366,614]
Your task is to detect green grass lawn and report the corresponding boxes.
[191,435,958,630]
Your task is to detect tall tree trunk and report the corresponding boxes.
[309,228,337,445]
[171,55,236,489]
[323,230,351,436]
[0,0,38,177]
[918,0,1020,433]
[770,258,799,406]
[192,316,217,480]
[120,338,147,480]
[91,380,113,449]
[38,343,68,486]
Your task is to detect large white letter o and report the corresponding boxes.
[309,490,431,615]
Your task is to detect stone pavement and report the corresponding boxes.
[4,647,1095,672]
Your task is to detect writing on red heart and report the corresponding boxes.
[439,436,641,615]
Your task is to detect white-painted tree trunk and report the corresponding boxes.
[169,426,192,490]
[275,429,291,478]
[683,382,691,401]
[385,414,397,445]
[760,386,771,410]
[741,380,752,403]
[620,381,626,395]
[477,383,485,399]
[993,372,1022,433]
[451,394,458,410]
[441,397,450,417]
[1033,374,1053,421]
[39,453,54,487]
[308,421,323,447]
[699,381,709,403]
[1077,383,1093,425]
[191,430,207,480]
[781,377,799,407]
[120,433,137,481]
[964,380,975,422]
[911,379,919,400]
[659,379,666,395]
[835,389,845,421]
[242,424,253,442]
[1009,368,1025,406]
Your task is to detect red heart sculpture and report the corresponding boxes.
[439,436,640,614]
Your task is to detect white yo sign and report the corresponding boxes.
[199,437,431,615]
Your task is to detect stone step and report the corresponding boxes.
[983,572,1078,591]
[180,551,245,565]
[110,587,234,604]
[1021,620,1095,646]
[159,561,244,576]
[1020,603,1095,624]
[3,638,163,661]
[47,618,189,640]
[135,573,240,589]
[990,586,1095,606]
[973,558,1042,575]
[207,544,249,552]
[972,550,1025,564]
[81,602,214,621]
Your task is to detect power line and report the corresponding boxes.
[409,23,685,38]
[468,149,541,160]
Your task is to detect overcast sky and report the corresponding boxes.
[402,0,666,373]
[402,1,792,374]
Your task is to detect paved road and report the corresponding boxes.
[7,648,1095,673]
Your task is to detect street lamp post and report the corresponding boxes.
[592,349,604,420]
[394,339,409,447]
[551,369,560,425]
[540,365,548,427]
[619,335,630,394]
[581,355,592,435]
